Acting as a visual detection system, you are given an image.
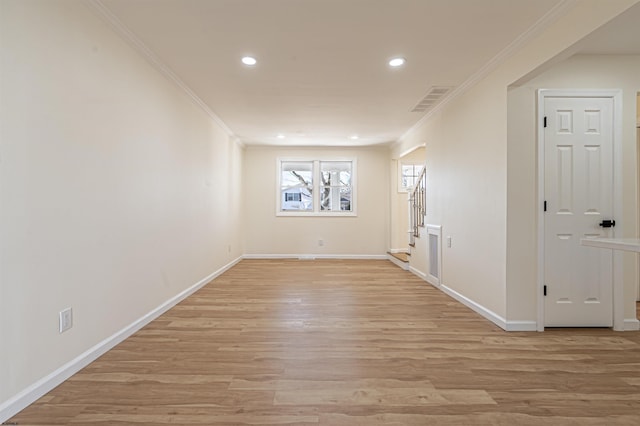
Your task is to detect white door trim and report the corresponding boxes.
[637,126,640,302]
[537,89,624,331]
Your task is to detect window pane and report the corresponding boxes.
[401,163,423,190]
[282,161,313,172]
[281,161,313,188]
[339,171,351,185]
[319,187,352,212]
[319,187,336,211]
[402,164,416,178]
[319,161,352,212]
[319,187,331,211]
[281,161,313,211]
[403,176,415,188]
[320,161,351,186]
[339,188,352,211]
[281,186,312,211]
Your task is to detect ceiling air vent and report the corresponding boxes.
[410,86,453,113]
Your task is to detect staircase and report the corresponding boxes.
[389,165,426,271]
[409,165,427,248]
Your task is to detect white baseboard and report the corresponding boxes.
[0,256,242,423]
[504,320,538,332]
[409,265,539,331]
[242,254,388,260]
[624,318,640,331]
[409,266,428,281]
[388,248,409,254]
[408,269,538,331]
[439,284,508,330]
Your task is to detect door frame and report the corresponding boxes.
[537,89,624,331]
[636,123,640,302]
[637,122,640,302]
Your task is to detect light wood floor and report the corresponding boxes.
[8,259,640,425]
[388,252,409,263]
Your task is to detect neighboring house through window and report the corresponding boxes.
[280,161,313,211]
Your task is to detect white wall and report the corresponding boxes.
[394,0,638,324]
[507,54,640,322]
[243,146,388,256]
[0,0,243,409]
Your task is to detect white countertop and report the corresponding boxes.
[581,238,640,253]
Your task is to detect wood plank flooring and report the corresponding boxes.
[388,252,409,263]
[8,259,640,425]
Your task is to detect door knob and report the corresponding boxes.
[599,219,616,228]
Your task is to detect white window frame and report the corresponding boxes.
[398,162,423,192]
[277,157,357,216]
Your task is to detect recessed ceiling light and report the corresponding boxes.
[242,56,257,66]
[350,135,359,140]
[277,134,285,139]
[389,57,406,67]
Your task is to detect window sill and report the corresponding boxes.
[276,211,357,217]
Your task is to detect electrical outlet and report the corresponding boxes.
[318,239,324,247]
[447,236,452,248]
[228,245,231,253]
[59,308,73,333]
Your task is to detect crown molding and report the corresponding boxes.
[85,0,236,138]
[232,136,246,149]
[397,0,578,146]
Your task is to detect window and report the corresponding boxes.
[399,162,423,192]
[320,161,352,212]
[278,159,356,215]
[280,161,313,212]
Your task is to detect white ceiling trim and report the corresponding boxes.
[396,0,577,147]
[85,0,236,138]
[396,143,427,160]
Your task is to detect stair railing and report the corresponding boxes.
[408,165,426,247]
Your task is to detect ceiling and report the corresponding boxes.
[97,0,638,147]
[573,2,640,55]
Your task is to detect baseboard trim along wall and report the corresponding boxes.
[242,254,388,260]
[388,248,409,254]
[624,318,640,331]
[409,266,428,281]
[439,284,509,330]
[0,256,243,423]
[412,264,506,328]
[410,264,538,331]
[504,320,538,332]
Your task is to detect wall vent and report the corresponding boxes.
[410,86,453,113]
[426,225,442,286]
[429,234,439,279]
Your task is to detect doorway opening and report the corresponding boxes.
[390,146,425,258]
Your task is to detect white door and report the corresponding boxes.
[544,96,615,327]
